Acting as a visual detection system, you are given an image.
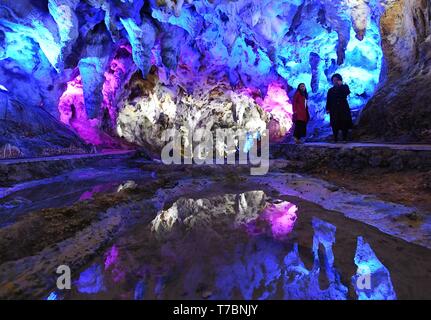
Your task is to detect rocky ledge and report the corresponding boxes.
[271,143,431,172]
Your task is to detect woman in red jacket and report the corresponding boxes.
[292,83,310,144]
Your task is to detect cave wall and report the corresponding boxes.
[358,0,431,142]
[0,87,89,157]
[0,0,425,153]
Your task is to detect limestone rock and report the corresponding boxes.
[150,191,268,237]
[0,0,429,147]
[0,93,88,157]
[116,77,273,158]
[358,0,431,142]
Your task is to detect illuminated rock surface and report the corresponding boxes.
[2,0,428,152]
[0,0,430,302]
[358,0,431,142]
[117,78,271,156]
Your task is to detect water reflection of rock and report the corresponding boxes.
[150,191,300,243]
[150,191,269,236]
[352,237,396,300]
[59,191,396,300]
[216,217,349,300]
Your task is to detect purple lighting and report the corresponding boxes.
[58,75,107,145]
[58,49,134,147]
[246,200,298,240]
[104,245,119,270]
[104,245,125,283]
[102,47,135,128]
[262,201,298,239]
[250,83,294,142]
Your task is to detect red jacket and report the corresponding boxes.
[293,91,309,122]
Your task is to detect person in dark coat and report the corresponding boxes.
[292,83,310,144]
[326,74,353,142]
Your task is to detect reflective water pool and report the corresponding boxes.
[45,189,431,300]
[0,167,153,227]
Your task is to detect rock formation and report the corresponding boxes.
[0,0,429,153]
[0,88,88,157]
[116,74,275,158]
[358,0,431,142]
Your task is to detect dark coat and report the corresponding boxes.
[326,84,353,130]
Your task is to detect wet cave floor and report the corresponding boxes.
[0,158,431,300]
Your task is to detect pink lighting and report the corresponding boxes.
[58,75,107,145]
[58,75,85,125]
[261,201,298,239]
[259,82,294,142]
[246,201,298,240]
[79,183,118,201]
[241,82,294,142]
[105,245,119,270]
[104,245,126,283]
[58,47,134,147]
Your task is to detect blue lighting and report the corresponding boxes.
[0,0,387,138]
[134,281,146,300]
[243,132,260,153]
[120,17,155,76]
[1,30,39,72]
[214,218,350,300]
[351,237,397,300]
[76,263,106,294]
[46,291,58,300]
[0,18,62,72]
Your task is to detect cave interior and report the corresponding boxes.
[0,0,430,301]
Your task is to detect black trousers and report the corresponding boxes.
[332,127,348,141]
[294,121,307,139]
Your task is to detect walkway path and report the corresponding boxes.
[292,142,431,151]
[0,150,136,165]
[3,143,431,165]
